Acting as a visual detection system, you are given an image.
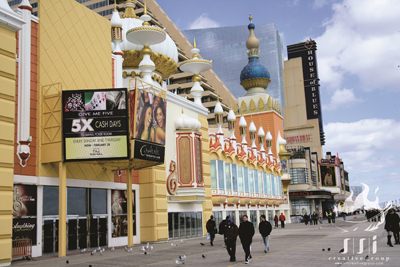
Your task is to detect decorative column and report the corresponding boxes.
[0,1,24,264]
[214,100,224,146]
[16,0,33,167]
[249,120,257,156]
[266,128,273,159]
[239,115,247,153]
[111,2,124,88]
[227,108,236,152]
[179,38,212,106]
[258,122,265,159]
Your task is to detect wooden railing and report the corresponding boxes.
[12,239,32,259]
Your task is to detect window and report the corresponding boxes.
[213,211,222,229]
[254,170,259,193]
[67,187,87,215]
[266,174,272,194]
[244,167,249,192]
[210,160,217,189]
[290,168,309,184]
[271,174,275,195]
[225,163,231,190]
[291,199,311,215]
[248,169,254,193]
[43,186,59,216]
[168,212,202,239]
[274,176,279,196]
[232,164,238,191]
[263,173,267,194]
[217,160,224,189]
[90,189,107,214]
[258,172,263,194]
[238,166,243,192]
[311,170,317,186]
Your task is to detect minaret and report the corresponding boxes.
[227,102,237,152]
[258,120,266,159]
[249,119,257,156]
[239,115,248,153]
[111,2,123,88]
[266,126,273,158]
[239,14,271,96]
[16,0,33,167]
[214,99,224,146]
[179,38,212,107]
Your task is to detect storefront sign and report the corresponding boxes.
[289,190,331,197]
[133,140,165,162]
[62,88,129,161]
[12,218,37,245]
[286,134,311,144]
[13,185,37,217]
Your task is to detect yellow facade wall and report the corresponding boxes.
[0,19,18,266]
[38,0,113,181]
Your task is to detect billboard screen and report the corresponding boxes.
[13,184,37,217]
[62,88,129,161]
[130,86,167,145]
[320,165,337,187]
[111,189,136,237]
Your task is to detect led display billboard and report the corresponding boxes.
[62,88,129,161]
[320,165,337,187]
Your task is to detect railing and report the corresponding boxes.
[12,239,32,259]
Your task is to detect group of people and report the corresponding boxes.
[302,211,320,225]
[206,213,286,264]
[366,209,381,222]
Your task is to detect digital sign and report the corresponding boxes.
[62,88,129,161]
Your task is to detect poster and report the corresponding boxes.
[111,190,136,238]
[130,87,167,145]
[13,185,37,217]
[62,88,129,161]
[320,165,337,186]
[12,218,37,245]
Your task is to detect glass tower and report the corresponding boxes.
[182,24,285,107]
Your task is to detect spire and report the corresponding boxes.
[122,0,137,18]
[114,0,117,11]
[193,37,197,48]
[246,13,260,52]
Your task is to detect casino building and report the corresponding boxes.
[0,0,291,264]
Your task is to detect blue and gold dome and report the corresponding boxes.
[240,14,271,93]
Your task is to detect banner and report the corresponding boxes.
[111,189,136,238]
[13,185,37,217]
[130,86,167,145]
[62,88,129,161]
[133,139,165,162]
[320,165,337,186]
[111,215,136,237]
[13,218,37,245]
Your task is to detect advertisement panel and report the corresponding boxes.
[320,165,337,187]
[111,189,136,238]
[130,85,167,145]
[13,218,37,245]
[62,88,129,161]
[13,184,37,217]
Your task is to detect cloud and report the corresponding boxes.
[316,0,400,90]
[188,14,220,30]
[323,88,361,110]
[324,118,400,174]
[312,0,329,9]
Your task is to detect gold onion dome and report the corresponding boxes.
[240,14,271,93]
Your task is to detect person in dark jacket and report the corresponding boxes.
[385,209,400,247]
[304,213,309,225]
[312,212,318,225]
[238,215,255,264]
[219,216,230,236]
[206,215,216,246]
[224,218,239,262]
[259,215,272,253]
[274,215,279,228]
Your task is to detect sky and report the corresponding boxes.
[157,0,400,204]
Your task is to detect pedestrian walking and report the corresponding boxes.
[304,213,309,225]
[224,218,239,262]
[385,209,400,247]
[312,211,318,225]
[332,210,336,224]
[206,215,217,246]
[238,215,254,264]
[274,215,279,228]
[327,210,332,224]
[279,213,286,228]
[219,216,229,236]
[309,213,313,225]
[319,212,323,224]
[342,212,347,221]
[258,215,272,253]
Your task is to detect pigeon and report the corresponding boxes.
[179,255,186,260]
[175,260,184,265]
[322,249,325,251]
[327,248,331,251]
[339,248,344,253]
[200,243,205,246]
[99,250,103,256]
[140,246,145,251]
[146,243,150,249]
[66,260,69,264]
[127,247,133,252]
[365,255,369,261]
[124,247,128,251]
[89,265,92,267]
[319,227,322,229]
[91,250,96,256]
[171,243,178,247]
[181,240,186,243]
[202,254,206,258]
[81,249,86,252]
[111,247,115,251]
[98,247,101,251]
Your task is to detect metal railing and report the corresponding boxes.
[12,239,32,259]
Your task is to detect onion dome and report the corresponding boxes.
[266,130,272,141]
[239,115,247,127]
[249,121,256,133]
[111,6,122,28]
[240,14,271,94]
[175,112,201,131]
[227,109,236,121]
[119,1,178,78]
[258,125,265,137]
[277,131,287,145]
[214,101,223,115]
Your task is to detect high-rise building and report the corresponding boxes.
[350,186,363,198]
[8,0,236,125]
[182,24,285,108]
